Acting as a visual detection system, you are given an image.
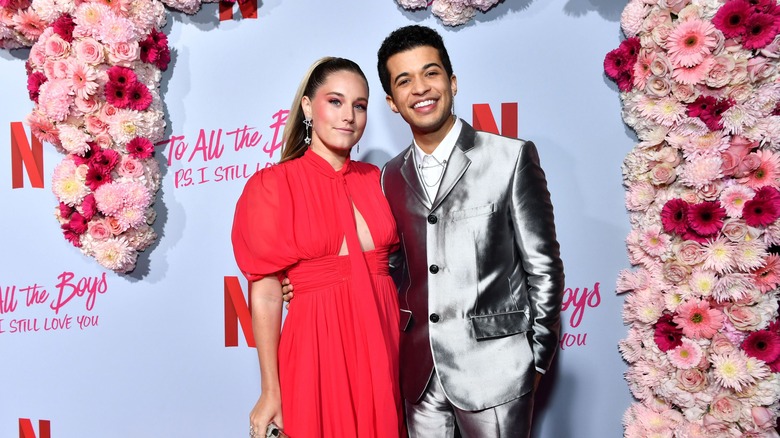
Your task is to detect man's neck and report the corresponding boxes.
[412,115,456,154]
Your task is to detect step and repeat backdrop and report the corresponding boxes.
[0,0,635,436]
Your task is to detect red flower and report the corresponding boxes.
[742,186,780,226]
[106,66,137,87]
[91,148,120,171]
[52,14,75,43]
[661,199,690,235]
[81,194,97,221]
[687,201,725,236]
[85,166,112,191]
[105,81,130,108]
[741,330,780,363]
[127,137,154,159]
[73,142,98,166]
[654,314,684,352]
[155,46,171,71]
[67,212,88,235]
[742,12,780,50]
[604,39,640,92]
[140,30,171,71]
[687,96,733,131]
[58,202,74,219]
[61,225,82,247]
[126,82,152,111]
[26,72,47,103]
[712,0,752,38]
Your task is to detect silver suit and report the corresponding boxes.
[381,120,564,413]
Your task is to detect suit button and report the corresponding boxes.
[427,214,438,224]
[429,264,439,274]
[429,313,440,323]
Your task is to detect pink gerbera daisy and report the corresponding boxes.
[126,137,154,159]
[105,80,130,108]
[751,253,780,292]
[687,201,725,236]
[26,111,59,145]
[666,18,719,68]
[69,62,99,100]
[672,56,715,85]
[743,149,780,189]
[673,299,724,339]
[742,12,780,50]
[719,185,755,217]
[81,193,97,220]
[668,338,703,369]
[12,9,47,40]
[712,0,752,38]
[106,65,137,87]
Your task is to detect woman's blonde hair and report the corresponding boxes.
[280,57,369,162]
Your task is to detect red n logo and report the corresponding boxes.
[19,419,50,438]
[472,103,518,138]
[218,0,258,21]
[10,122,44,189]
[224,276,256,347]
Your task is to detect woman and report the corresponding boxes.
[231,57,404,438]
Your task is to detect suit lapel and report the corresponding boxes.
[399,146,433,210]
[431,122,474,211]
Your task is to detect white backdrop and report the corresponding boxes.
[0,0,636,436]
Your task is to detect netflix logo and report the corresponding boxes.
[9,122,44,190]
[19,419,50,438]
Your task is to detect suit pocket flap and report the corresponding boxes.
[471,311,529,340]
[400,309,413,332]
[450,203,495,221]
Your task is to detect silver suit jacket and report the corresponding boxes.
[380,120,564,411]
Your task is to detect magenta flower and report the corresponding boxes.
[604,38,640,92]
[712,0,752,38]
[687,201,726,237]
[140,29,171,71]
[81,194,97,221]
[52,14,75,43]
[67,211,88,235]
[26,71,47,103]
[654,314,684,352]
[61,225,82,248]
[742,186,780,226]
[741,330,780,364]
[58,202,74,220]
[105,81,130,108]
[673,300,724,339]
[742,12,780,50]
[85,166,112,191]
[661,198,690,235]
[127,137,154,159]
[126,82,152,112]
[91,148,120,171]
[106,66,138,87]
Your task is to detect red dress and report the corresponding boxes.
[232,149,404,438]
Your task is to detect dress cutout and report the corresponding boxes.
[232,149,404,438]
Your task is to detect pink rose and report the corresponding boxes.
[720,150,741,177]
[43,59,70,80]
[751,406,774,429]
[721,219,748,242]
[94,134,112,149]
[659,0,688,13]
[85,115,108,136]
[709,393,742,423]
[699,182,722,201]
[663,261,690,283]
[88,219,111,241]
[44,34,70,59]
[29,44,46,69]
[107,41,139,65]
[101,104,118,120]
[75,95,100,114]
[118,155,144,178]
[710,332,737,355]
[759,35,780,58]
[672,81,698,103]
[706,55,735,89]
[106,216,126,235]
[747,56,776,83]
[724,305,762,331]
[75,37,104,65]
[736,153,762,178]
[676,240,706,265]
[651,163,677,185]
[676,368,707,392]
[75,164,89,181]
[646,75,672,97]
[656,147,681,166]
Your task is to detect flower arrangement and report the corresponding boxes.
[607,0,780,436]
[396,0,500,26]
[1,0,216,272]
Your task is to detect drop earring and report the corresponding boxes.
[303,118,312,145]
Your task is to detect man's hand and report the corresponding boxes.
[281,278,293,308]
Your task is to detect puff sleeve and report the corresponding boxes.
[231,167,298,282]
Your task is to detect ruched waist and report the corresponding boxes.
[287,248,390,293]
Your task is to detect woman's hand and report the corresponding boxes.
[250,391,284,438]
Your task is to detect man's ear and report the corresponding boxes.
[451,74,458,97]
[386,95,399,113]
[301,96,313,119]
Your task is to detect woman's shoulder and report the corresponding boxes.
[350,160,381,176]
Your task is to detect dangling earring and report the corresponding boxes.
[303,118,312,145]
[356,144,360,153]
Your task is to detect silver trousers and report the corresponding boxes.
[405,371,534,438]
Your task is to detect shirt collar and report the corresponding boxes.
[413,117,462,165]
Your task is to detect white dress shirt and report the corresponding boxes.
[413,117,463,203]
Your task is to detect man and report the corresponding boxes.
[376,25,564,437]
